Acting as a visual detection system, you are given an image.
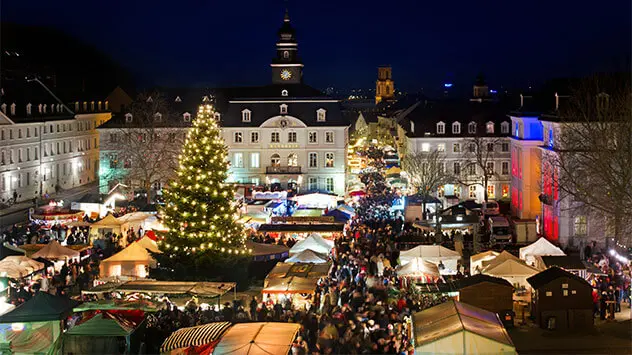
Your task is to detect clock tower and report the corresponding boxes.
[271,9,303,84]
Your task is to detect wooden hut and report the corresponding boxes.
[527,267,593,330]
[451,274,514,314]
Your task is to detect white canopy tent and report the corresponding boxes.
[519,238,566,266]
[470,250,500,275]
[413,300,516,355]
[31,240,80,261]
[400,245,461,275]
[90,214,124,239]
[134,236,162,254]
[396,257,441,283]
[0,256,44,278]
[99,242,156,278]
[289,234,334,256]
[213,322,300,355]
[285,249,328,264]
[482,258,540,290]
[291,193,341,210]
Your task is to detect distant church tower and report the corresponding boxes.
[473,73,489,98]
[375,66,395,104]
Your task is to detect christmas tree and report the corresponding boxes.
[159,102,250,258]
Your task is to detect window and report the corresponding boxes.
[325,131,334,143]
[501,142,509,152]
[280,104,288,114]
[574,216,587,235]
[287,153,298,166]
[154,112,162,122]
[486,162,494,174]
[438,162,445,174]
[251,177,260,186]
[486,122,494,134]
[501,121,510,134]
[421,143,430,152]
[468,122,477,134]
[317,109,326,122]
[437,143,445,152]
[281,89,288,97]
[34,147,38,160]
[110,134,118,143]
[233,153,244,168]
[288,131,297,143]
[109,154,118,168]
[270,154,281,167]
[125,113,133,122]
[469,164,476,175]
[487,143,494,152]
[452,122,461,134]
[325,153,334,168]
[18,149,22,163]
[0,130,3,140]
[241,109,251,122]
[234,132,243,143]
[26,128,30,138]
[309,153,318,168]
[124,159,132,169]
[283,50,289,59]
[436,122,445,134]
[308,131,317,144]
[502,162,509,175]
[468,185,477,198]
[487,185,495,199]
[183,112,191,122]
[26,148,30,161]
[26,103,32,115]
[9,130,13,139]
[453,162,460,175]
[250,131,259,143]
[468,143,476,153]
[271,132,280,143]
[502,184,509,198]
[453,143,461,153]
[308,177,318,191]
[326,178,334,192]
[250,152,260,168]
[545,291,552,297]
[514,122,520,137]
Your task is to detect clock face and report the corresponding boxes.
[280,69,292,81]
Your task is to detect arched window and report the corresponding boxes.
[271,154,281,167]
[468,122,477,134]
[288,153,298,166]
[452,121,461,134]
[283,51,289,59]
[436,122,445,134]
[501,121,510,134]
[486,121,494,134]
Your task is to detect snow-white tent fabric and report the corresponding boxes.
[31,240,80,260]
[289,235,334,256]
[213,322,300,355]
[135,236,162,254]
[99,242,156,278]
[396,257,440,278]
[0,256,44,278]
[285,249,328,264]
[90,214,124,238]
[482,258,540,290]
[481,251,521,271]
[413,300,516,355]
[519,238,566,265]
[400,245,461,275]
[470,250,500,274]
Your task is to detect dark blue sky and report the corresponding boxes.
[3,0,630,93]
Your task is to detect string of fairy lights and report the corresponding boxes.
[158,103,252,256]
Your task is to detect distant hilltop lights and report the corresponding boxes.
[444,83,453,88]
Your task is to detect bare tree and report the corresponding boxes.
[108,91,186,204]
[460,135,505,202]
[548,75,632,246]
[401,149,454,216]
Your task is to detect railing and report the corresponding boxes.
[266,166,302,174]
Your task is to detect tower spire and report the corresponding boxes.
[284,0,290,22]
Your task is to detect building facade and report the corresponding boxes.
[396,84,512,205]
[220,11,349,196]
[375,67,395,104]
[0,79,108,203]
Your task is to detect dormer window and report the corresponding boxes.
[146,96,153,103]
[175,96,182,103]
[38,104,43,114]
[597,93,610,111]
[280,104,288,115]
[436,122,445,134]
[281,90,288,97]
[43,104,47,114]
[468,122,477,134]
[486,121,494,134]
[317,108,327,122]
[214,112,221,120]
[501,121,510,134]
[26,103,32,116]
[183,112,191,122]
[98,101,102,111]
[0,104,5,114]
[83,102,87,111]
[74,102,79,112]
[105,101,109,110]
[241,109,251,122]
[10,103,15,116]
[452,122,461,134]
[125,113,133,123]
[90,101,95,111]
[154,112,162,122]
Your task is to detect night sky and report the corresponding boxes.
[3,0,630,94]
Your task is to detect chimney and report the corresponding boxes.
[520,94,524,107]
[555,92,559,111]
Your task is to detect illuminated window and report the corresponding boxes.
[437,143,445,152]
[233,153,243,168]
[325,153,334,168]
[308,177,317,191]
[241,109,251,122]
[545,291,552,297]
[317,109,327,122]
[453,143,461,153]
[469,185,477,198]
[234,132,243,143]
[421,143,430,152]
[326,178,334,192]
[287,153,298,166]
[486,122,494,134]
[487,185,495,199]
[250,153,260,168]
[502,184,509,198]
[574,216,587,235]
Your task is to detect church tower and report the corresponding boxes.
[271,9,303,84]
[375,66,395,104]
[473,73,489,98]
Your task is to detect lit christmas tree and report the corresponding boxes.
[158,102,250,258]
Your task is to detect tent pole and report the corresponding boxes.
[234,285,236,301]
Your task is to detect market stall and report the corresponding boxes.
[135,236,162,254]
[30,205,84,226]
[519,238,566,266]
[470,250,500,274]
[99,242,156,278]
[0,292,79,354]
[160,321,231,355]
[396,257,441,284]
[399,245,461,275]
[31,240,80,262]
[63,312,145,354]
[285,249,328,264]
[291,192,341,210]
[0,256,44,279]
[257,223,344,241]
[482,258,540,293]
[289,234,335,256]
[90,214,124,240]
[245,241,289,262]
[412,300,516,354]
[213,322,300,355]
